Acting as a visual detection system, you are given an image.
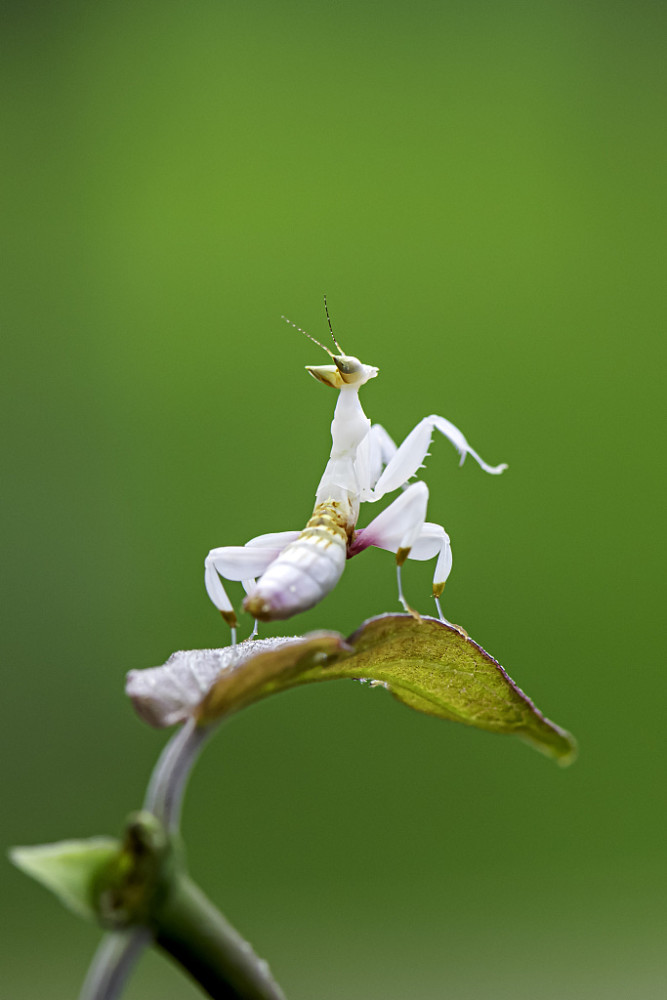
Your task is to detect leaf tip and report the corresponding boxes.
[555,734,579,768]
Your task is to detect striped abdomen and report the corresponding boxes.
[243,500,351,621]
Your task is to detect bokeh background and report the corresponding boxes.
[2,2,665,997]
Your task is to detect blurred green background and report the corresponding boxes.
[2,2,665,997]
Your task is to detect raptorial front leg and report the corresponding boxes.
[205,530,300,643]
[369,414,507,501]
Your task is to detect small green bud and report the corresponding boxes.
[93,811,173,928]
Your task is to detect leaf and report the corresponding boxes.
[9,837,120,920]
[330,615,577,766]
[225,614,575,765]
[128,615,576,765]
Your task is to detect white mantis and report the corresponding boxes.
[205,302,507,643]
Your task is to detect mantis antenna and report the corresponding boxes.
[281,313,336,359]
[323,294,345,354]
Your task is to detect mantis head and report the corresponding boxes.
[306,355,379,388]
[282,297,378,390]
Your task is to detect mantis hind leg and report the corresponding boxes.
[349,482,439,611]
[396,562,420,620]
[349,482,466,630]
[205,530,301,643]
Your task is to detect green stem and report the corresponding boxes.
[152,871,286,1000]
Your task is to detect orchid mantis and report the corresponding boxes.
[205,302,507,643]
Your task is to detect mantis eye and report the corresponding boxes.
[334,355,361,376]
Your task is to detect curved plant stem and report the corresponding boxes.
[80,717,287,999]
[78,928,152,1000]
[144,717,214,831]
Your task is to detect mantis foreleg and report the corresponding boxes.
[370,414,507,501]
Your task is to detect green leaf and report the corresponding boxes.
[197,615,576,765]
[340,615,577,765]
[9,837,119,920]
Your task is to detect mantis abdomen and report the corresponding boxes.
[243,500,350,621]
